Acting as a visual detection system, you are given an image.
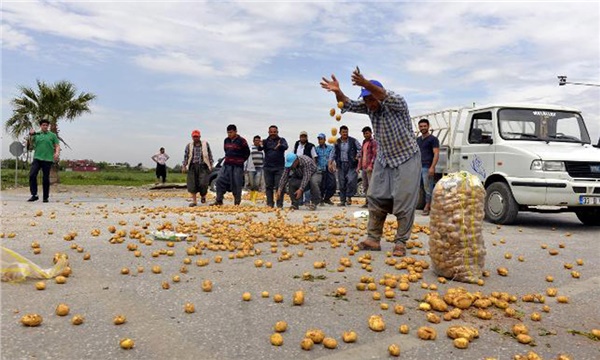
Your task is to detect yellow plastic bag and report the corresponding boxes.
[1,247,69,283]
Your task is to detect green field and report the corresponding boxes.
[1,169,187,189]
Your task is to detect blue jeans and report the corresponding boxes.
[420,167,434,204]
[247,169,263,191]
[338,162,358,203]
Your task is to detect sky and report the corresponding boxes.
[2,0,599,168]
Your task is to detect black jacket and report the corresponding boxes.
[293,141,316,158]
[334,137,359,168]
[259,136,289,169]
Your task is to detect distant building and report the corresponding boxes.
[66,159,98,172]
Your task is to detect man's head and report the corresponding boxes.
[268,125,279,138]
[360,80,384,112]
[227,124,237,139]
[253,135,261,146]
[317,133,326,146]
[191,129,201,142]
[362,126,372,140]
[299,131,308,144]
[339,125,349,140]
[39,119,50,132]
[418,119,430,135]
[160,147,165,153]
[285,153,298,169]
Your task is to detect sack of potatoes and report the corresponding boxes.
[428,171,486,283]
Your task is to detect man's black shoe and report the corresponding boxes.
[322,199,334,205]
[337,202,346,207]
[27,196,39,202]
[43,198,49,203]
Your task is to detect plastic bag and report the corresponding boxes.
[428,171,486,283]
[1,247,69,283]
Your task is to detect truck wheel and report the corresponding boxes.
[575,208,600,226]
[485,182,519,224]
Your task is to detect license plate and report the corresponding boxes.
[579,196,600,205]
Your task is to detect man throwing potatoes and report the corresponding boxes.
[320,69,421,256]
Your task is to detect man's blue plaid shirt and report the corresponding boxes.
[343,91,418,168]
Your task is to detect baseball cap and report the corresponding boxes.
[359,80,384,98]
[299,131,308,136]
[317,133,326,139]
[191,130,201,137]
[284,153,298,168]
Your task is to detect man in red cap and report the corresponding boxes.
[321,69,420,257]
[183,129,213,206]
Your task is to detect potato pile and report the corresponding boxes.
[429,171,486,283]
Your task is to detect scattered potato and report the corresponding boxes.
[21,314,43,327]
[388,344,401,356]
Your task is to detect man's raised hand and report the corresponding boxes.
[320,74,340,92]
[351,70,368,87]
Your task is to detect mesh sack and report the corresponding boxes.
[428,171,486,283]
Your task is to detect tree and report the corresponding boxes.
[4,80,96,183]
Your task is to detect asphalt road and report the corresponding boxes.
[1,185,599,360]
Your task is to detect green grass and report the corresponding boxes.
[1,169,187,189]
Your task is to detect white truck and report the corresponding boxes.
[412,103,600,226]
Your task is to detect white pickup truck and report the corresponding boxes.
[412,103,600,226]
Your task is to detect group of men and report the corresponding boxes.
[180,123,381,210]
[27,68,439,257]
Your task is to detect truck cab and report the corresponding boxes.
[413,104,600,225]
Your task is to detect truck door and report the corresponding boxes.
[460,111,495,182]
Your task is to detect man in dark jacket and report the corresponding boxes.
[333,125,361,206]
[259,125,288,208]
[213,124,250,206]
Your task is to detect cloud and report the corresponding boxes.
[1,24,36,51]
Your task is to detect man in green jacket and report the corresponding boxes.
[27,119,60,202]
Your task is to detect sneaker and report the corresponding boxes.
[27,195,39,202]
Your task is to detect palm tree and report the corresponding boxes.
[4,80,96,183]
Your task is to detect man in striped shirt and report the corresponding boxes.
[213,124,250,206]
[276,153,320,210]
[244,135,265,202]
[321,69,421,257]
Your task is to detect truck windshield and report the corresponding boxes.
[498,109,591,144]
